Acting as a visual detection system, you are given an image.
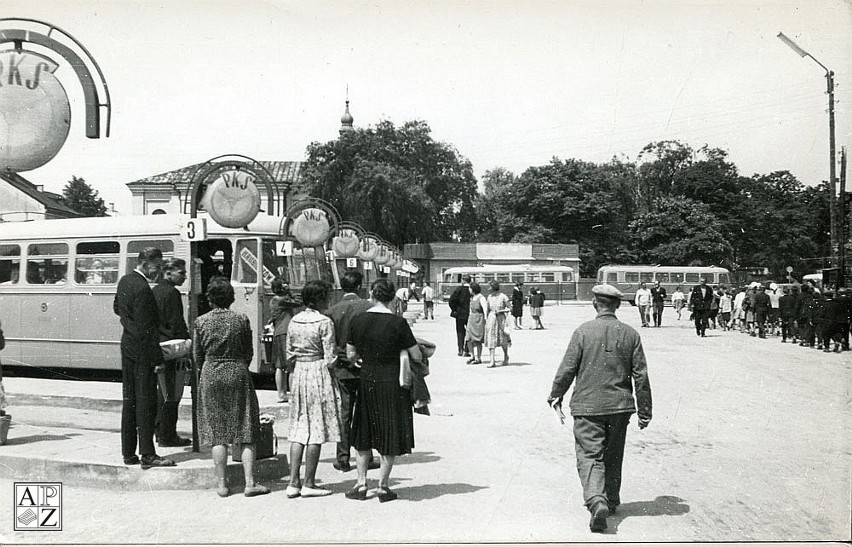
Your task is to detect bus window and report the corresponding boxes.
[511,274,525,284]
[76,241,120,285]
[670,272,684,283]
[126,239,174,274]
[26,243,68,284]
[639,272,653,283]
[685,273,700,283]
[496,273,510,283]
[562,272,573,282]
[542,272,555,282]
[262,239,290,286]
[606,272,617,283]
[719,273,730,285]
[235,239,259,284]
[655,273,670,283]
[0,244,21,285]
[625,272,639,282]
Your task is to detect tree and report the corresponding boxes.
[62,176,107,217]
[629,197,732,266]
[300,120,479,247]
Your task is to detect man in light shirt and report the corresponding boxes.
[634,282,652,328]
[421,281,435,320]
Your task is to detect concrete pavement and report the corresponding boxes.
[0,301,848,544]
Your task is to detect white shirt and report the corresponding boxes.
[719,294,733,313]
[672,290,685,302]
[421,285,434,301]
[395,287,410,301]
[635,288,652,306]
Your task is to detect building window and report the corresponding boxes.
[151,209,167,215]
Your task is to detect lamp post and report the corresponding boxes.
[778,32,837,265]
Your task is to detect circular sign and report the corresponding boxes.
[331,228,360,258]
[290,207,331,247]
[786,266,793,273]
[356,237,378,261]
[202,169,261,228]
[373,244,390,265]
[0,50,71,172]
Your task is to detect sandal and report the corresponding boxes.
[376,486,398,503]
[345,484,368,500]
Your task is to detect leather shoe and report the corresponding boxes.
[377,486,398,503]
[140,455,176,469]
[244,484,271,497]
[300,485,332,498]
[123,455,140,465]
[589,500,609,533]
[333,461,352,472]
[345,484,368,500]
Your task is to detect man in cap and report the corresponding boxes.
[547,284,652,533]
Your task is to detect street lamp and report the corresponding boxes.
[777,32,838,263]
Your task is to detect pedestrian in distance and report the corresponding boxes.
[548,284,652,533]
[484,280,512,368]
[752,285,770,339]
[269,278,301,403]
[778,286,798,343]
[650,281,666,327]
[194,277,269,497]
[529,286,546,329]
[448,275,472,357]
[671,286,686,320]
[511,280,525,329]
[285,280,343,498]
[634,282,651,327]
[821,291,845,353]
[464,282,487,364]
[324,271,379,473]
[718,289,733,331]
[151,257,192,448]
[346,278,423,502]
[708,289,720,330]
[421,281,435,320]
[113,247,175,469]
[689,278,714,337]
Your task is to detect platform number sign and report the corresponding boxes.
[275,241,293,257]
[181,218,207,242]
[346,258,358,268]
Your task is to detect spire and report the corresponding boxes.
[339,86,354,135]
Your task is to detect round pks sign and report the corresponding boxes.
[331,228,360,258]
[0,50,71,172]
[290,208,331,247]
[202,169,261,228]
[356,237,378,262]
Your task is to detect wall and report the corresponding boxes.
[0,184,46,221]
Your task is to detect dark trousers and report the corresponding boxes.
[652,302,664,326]
[424,301,434,320]
[335,376,360,464]
[781,317,797,341]
[455,315,469,354]
[573,413,631,508]
[155,360,180,442]
[693,310,708,335]
[801,320,815,346]
[755,310,768,337]
[121,345,158,458]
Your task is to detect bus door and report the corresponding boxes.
[196,239,233,317]
[232,238,269,374]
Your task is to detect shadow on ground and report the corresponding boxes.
[2,433,79,445]
[606,495,690,534]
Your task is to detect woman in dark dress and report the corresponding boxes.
[194,277,269,498]
[269,277,301,403]
[345,278,422,502]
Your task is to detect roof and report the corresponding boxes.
[0,172,81,218]
[125,161,303,186]
[598,264,730,272]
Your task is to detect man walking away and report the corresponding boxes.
[448,276,472,357]
[779,287,797,343]
[650,281,667,327]
[152,258,192,447]
[548,284,651,533]
[753,286,771,338]
[113,247,176,469]
[421,281,435,320]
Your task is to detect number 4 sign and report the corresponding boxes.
[276,241,294,256]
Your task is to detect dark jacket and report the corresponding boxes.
[152,281,190,343]
[690,284,714,311]
[778,294,798,318]
[650,286,667,304]
[753,292,771,313]
[448,284,471,320]
[114,271,164,367]
[549,311,652,420]
[325,293,373,380]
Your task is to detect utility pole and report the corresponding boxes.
[840,146,847,287]
[828,71,837,255]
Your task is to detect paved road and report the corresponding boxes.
[0,302,849,544]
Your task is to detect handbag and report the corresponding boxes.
[232,421,277,461]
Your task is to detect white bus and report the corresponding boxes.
[440,264,578,301]
[0,213,332,376]
[596,264,732,303]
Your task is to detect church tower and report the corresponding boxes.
[339,90,354,135]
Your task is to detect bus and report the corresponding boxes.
[596,264,731,303]
[0,213,333,376]
[439,264,578,302]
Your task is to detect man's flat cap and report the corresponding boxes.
[592,284,623,299]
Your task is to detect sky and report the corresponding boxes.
[2,0,852,214]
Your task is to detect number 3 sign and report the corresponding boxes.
[181,218,208,242]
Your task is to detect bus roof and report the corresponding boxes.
[444,264,575,274]
[0,213,286,240]
[597,264,730,273]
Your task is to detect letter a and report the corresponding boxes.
[18,487,36,506]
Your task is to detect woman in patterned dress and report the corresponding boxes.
[484,280,511,368]
[464,282,488,364]
[194,277,269,498]
[269,278,301,403]
[285,280,342,498]
[345,278,422,502]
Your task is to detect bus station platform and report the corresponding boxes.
[0,376,290,491]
